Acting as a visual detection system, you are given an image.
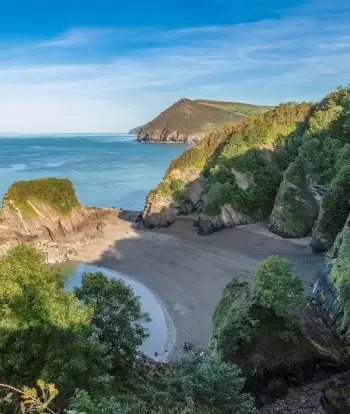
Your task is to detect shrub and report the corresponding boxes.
[253,257,305,316]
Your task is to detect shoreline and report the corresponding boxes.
[61,217,324,360]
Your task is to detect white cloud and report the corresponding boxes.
[0,1,349,132]
[38,28,117,48]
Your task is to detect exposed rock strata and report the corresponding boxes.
[194,205,254,235]
[0,203,116,254]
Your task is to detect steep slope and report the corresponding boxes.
[0,178,116,253]
[129,125,144,134]
[142,102,311,229]
[270,88,350,249]
[137,98,273,144]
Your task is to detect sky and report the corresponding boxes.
[0,0,349,133]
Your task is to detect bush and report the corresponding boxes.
[253,257,305,315]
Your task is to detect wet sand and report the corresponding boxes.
[73,218,325,358]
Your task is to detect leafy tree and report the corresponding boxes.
[253,256,305,315]
[181,358,256,413]
[74,273,150,374]
[0,246,112,403]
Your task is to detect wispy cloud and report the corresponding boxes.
[0,0,349,132]
[39,28,117,47]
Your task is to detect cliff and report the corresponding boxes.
[129,125,144,134]
[137,98,273,144]
[142,102,312,229]
[0,178,116,255]
[143,87,350,246]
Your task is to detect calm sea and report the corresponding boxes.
[0,134,188,210]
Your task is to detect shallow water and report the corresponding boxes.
[61,263,173,361]
[0,134,188,210]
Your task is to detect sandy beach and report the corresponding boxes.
[73,217,325,358]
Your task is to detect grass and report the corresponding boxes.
[199,101,274,116]
[2,178,81,217]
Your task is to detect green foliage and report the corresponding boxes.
[74,273,150,374]
[268,157,319,237]
[330,215,350,336]
[270,86,350,239]
[311,164,350,252]
[0,380,59,413]
[154,102,311,217]
[68,356,255,414]
[200,101,274,116]
[209,258,311,375]
[2,178,80,217]
[253,257,305,315]
[0,246,112,402]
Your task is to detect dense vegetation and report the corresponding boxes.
[2,178,80,217]
[0,245,255,413]
[145,86,350,245]
[209,257,311,375]
[271,87,350,241]
[328,214,350,339]
[147,102,311,217]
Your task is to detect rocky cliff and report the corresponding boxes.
[142,102,312,229]
[0,178,116,256]
[137,98,273,144]
[143,87,350,247]
[129,125,144,134]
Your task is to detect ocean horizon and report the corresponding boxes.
[0,134,188,210]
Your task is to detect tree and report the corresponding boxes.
[253,256,305,315]
[74,273,150,374]
[0,246,112,405]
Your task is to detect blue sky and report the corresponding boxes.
[0,0,349,132]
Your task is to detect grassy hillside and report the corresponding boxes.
[197,99,274,116]
[137,98,273,143]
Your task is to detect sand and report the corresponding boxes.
[73,218,325,358]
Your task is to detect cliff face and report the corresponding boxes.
[142,103,311,229]
[143,87,350,242]
[0,178,116,254]
[137,98,272,144]
[129,126,144,134]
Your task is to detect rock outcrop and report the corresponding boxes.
[311,165,350,253]
[129,125,144,134]
[313,213,350,343]
[268,157,320,238]
[137,98,272,144]
[0,178,117,255]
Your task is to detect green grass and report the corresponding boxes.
[200,101,274,116]
[2,178,81,217]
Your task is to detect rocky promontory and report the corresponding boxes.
[0,178,117,259]
[137,98,272,144]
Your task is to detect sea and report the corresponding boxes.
[0,134,188,210]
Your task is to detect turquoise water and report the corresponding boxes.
[0,134,188,210]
